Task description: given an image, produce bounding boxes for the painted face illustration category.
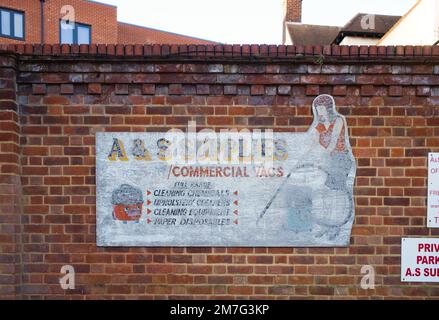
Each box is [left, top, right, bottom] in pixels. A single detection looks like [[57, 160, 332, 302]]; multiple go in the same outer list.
[[313, 94, 336, 123], [317, 104, 329, 122], [111, 184, 144, 223]]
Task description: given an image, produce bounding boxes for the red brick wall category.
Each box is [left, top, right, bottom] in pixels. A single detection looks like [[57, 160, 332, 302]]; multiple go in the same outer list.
[[43, 0, 117, 44], [0, 53, 22, 299], [2, 44, 439, 299], [0, 0, 40, 44], [284, 0, 302, 22], [0, 0, 212, 45], [0, 0, 117, 45], [117, 23, 216, 45]]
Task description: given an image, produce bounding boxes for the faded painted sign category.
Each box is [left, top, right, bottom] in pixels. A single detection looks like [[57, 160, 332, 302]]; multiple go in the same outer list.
[[401, 238, 439, 283], [428, 153, 439, 228], [96, 95, 356, 247]]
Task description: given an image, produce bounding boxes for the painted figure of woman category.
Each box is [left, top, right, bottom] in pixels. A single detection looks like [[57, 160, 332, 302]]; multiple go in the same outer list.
[[257, 94, 356, 244], [311, 94, 356, 241], [312, 94, 353, 192]]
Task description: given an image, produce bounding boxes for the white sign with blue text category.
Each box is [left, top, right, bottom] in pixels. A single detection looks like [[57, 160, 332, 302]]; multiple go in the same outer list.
[[428, 153, 439, 228]]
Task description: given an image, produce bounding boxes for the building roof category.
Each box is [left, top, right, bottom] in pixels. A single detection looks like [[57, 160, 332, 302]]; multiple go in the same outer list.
[[287, 23, 341, 46], [85, 0, 117, 8], [334, 13, 401, 44], [117, 22, 218, 45], [286, 13, 401, 46]]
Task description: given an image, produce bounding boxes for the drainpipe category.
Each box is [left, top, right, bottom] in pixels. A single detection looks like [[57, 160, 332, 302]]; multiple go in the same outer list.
[[40, 0, 45, 44], [435, 0, 439, 46]]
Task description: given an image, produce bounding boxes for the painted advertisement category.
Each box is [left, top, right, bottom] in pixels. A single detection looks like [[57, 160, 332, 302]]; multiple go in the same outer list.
[[96, 95, 357, 247]]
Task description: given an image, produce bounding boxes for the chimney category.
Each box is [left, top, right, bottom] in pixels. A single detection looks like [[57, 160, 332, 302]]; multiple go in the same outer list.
[[283, 0, 303, 23]]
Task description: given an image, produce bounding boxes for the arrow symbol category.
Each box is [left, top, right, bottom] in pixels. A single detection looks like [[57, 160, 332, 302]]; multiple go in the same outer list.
[[147, 209, 152, 215], [233, 200, 238, 206], [234, 210, 239, 215], [147, 200, 151, 205], [147, 191, 151, 195], [234, 191, 238, 196], [234, 219, 238, 225], [147, 218, 152, 224]]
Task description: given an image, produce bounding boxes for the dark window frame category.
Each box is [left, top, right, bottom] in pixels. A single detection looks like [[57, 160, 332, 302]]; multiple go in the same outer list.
[[0, 7, 25, 41], [59, 20, 91, 45]]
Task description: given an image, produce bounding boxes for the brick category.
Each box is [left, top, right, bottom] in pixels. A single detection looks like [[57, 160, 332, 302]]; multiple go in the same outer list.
[[142, 84, 156, 95], [32, 84, 46, 95], [223, 85, 237, 95], [405, 148, 429, 157], [332, 85, 347, 96], [248, 117, 274, 126], [250, 85, 265, 95], [42, 96, 70, 105], [300, 75, 328, 84], [306, 85, 319, 96], [60, 84, 74, 94], [166, 96, 192, 105], [388, 86, 403, 96], [229, 107, 255, 116], [168, 84, 183, 95], [147, 106, 172, 115], [88, 84, 102, 95], [64, 147, 89, 156], [115, 84, 129, 95], [386, 159, 411, 167], [277, 85, 291, 95], [207, 255, 232, 264], [123, 116, 152, 126], [207, 117, 234, 126], [384, 198, 410, 206], [105, 106, 131, 115], [416, 86, 431, 96], [83, 116, 110, 125], [383, 75, 411, 85]]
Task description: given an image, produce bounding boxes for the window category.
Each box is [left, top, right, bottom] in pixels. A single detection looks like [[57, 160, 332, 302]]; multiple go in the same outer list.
[[0, 7, 25, 40], [60, 20, 91, 45]]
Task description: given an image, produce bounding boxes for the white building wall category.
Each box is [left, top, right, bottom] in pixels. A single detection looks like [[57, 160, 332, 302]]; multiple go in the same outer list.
[[340, 36, 379, 46], [379, 0, 439, 46], [284, 28, 293, 45]]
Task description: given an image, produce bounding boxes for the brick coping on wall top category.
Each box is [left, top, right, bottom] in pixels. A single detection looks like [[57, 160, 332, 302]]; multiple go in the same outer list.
[[0, 44, 439, 60]]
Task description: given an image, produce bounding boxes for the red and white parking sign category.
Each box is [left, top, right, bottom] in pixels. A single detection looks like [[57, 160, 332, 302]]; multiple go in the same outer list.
[[401, 238, 439, 283], [428, 153, 439, 228]]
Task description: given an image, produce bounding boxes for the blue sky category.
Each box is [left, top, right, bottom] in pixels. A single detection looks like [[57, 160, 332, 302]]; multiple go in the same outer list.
[[96, 0, 417, 44]]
